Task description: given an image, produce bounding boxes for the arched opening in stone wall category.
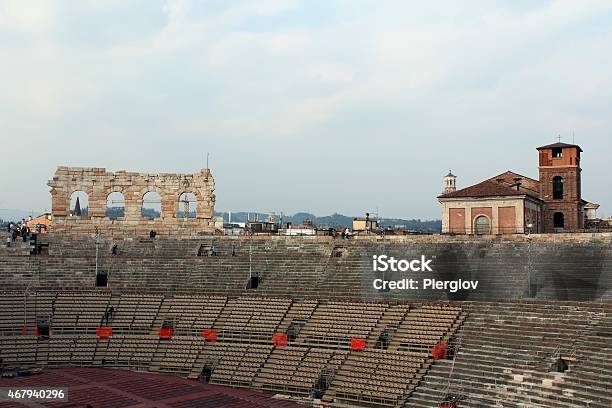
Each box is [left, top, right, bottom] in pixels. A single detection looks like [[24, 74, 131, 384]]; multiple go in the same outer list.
[[247, 274, 260, 289], [556, 357, 569, 373], [70, 191, 89, 217], [200, 359, 217, 383], [141, 191, 161, 218], [553, 176, 564, 200], [178, 192, 197, 218], [474, 215, 491, 235], [37, 318, 50, 338], [106, 192, 125, 218]]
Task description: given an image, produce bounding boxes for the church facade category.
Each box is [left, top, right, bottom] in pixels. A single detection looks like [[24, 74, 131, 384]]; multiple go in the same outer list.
[[438, 143, 596, 235]]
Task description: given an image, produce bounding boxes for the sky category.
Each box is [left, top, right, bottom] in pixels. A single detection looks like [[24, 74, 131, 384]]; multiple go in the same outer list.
[[1, 0, 611, 220]]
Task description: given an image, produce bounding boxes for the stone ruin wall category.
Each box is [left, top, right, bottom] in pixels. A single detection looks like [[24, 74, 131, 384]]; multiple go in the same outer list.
[[47, 166, 216, 236]]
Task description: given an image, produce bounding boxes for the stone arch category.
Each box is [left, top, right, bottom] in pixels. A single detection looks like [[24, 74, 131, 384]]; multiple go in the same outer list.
[[106, 191, 125, 218], [142, 191, 162, 218], [178, 192, 197, 218], [474, 215, 491, 235], [70, 191, 89, 217]]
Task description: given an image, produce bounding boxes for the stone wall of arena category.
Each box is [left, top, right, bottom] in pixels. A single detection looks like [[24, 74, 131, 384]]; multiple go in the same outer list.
[[1, 233, 610, 302], [47, 166, 216, 236]]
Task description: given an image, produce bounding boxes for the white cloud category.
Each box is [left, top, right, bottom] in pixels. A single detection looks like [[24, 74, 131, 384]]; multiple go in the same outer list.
[[1, 0, 612, 218], [0, 0, 54, 35]]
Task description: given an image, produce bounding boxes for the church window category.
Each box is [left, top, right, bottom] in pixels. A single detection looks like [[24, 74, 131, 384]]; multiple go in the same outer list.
[[553, 176, 564, 200]]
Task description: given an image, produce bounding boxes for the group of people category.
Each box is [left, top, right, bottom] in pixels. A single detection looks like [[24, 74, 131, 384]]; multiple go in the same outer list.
[[328, 227, 352, 239], [5, 217, 32, 246], [438, 393, 464, 408]]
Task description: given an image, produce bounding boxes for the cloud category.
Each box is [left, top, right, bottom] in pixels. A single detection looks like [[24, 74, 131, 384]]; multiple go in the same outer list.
[[0, 0, 54, 35], [1, 0, 612, 218]]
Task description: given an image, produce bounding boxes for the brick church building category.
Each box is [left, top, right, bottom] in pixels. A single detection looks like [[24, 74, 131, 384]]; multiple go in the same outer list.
[[438, 142, 598, 234]]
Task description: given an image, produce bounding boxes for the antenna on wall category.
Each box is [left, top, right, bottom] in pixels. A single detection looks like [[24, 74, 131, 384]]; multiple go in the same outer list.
[[572, 131, 575, 144]]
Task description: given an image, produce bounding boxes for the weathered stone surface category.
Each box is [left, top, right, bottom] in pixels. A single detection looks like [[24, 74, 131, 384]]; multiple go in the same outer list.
[[2, 233, 610, 301], [47, 166, 215, 236]]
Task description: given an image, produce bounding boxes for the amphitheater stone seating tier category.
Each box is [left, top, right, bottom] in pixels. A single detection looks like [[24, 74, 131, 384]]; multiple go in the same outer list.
[[202, 343, 274, 386], [390, 305, 464, 353], [0, 231, 31, 257], [52, 292, 111, 333], [405, 301, 612, 408], [154, 336, 202, 375], [366, 304, 411, 348], [253, 345, 348, 396], [325, 349, 429, 407], [294, 301, 387, 348], [1, 293, 612, 407], [1, 232, 611, 407], [0, 293, 36, 335], [212, 296, 291, 341], [1, 234, 610, 301], [276, 299, 319, 336], [108, 295, 162, 333], [0, 336, 38, 369], [154, 295, 227, 334], [0, 292, 468, 407]]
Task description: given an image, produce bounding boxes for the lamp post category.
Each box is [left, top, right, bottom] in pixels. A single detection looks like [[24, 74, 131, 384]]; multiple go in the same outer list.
[[526, 223, 533, 297], [94, 228, 103, 278], [248, 228, 253, 286]]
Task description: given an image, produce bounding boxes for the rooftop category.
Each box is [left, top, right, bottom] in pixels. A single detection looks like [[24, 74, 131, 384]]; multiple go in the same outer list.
[[536, 142, 583, 152], [438, 178, 541, 200]]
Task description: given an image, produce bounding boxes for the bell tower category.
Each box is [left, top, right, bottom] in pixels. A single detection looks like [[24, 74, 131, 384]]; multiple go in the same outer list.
[[537, 142, 582, 232], [443, 171, 457, 194]]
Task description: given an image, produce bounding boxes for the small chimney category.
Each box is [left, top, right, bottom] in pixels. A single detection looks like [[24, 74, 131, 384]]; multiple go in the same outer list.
[[513, 177, 522, 191]]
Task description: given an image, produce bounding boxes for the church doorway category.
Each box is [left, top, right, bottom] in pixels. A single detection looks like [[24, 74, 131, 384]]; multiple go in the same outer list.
[[474, 215, 491, 235], [553, 212, 564, 229]]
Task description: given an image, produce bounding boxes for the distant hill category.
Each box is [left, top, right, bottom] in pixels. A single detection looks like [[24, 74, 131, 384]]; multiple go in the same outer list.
[[0, 208, 441, 233], [216, 211, 441, 233]]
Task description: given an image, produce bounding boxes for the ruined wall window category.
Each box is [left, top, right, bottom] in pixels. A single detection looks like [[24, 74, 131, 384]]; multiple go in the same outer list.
[[70, 191, 89, 217], [554, 212, 564, 229], [474, 215, 490, 235], [142, 191, 161, 218], [553, 176, 564, 200], [178, 192, 197, 218], [106, 192, 125, 218]]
